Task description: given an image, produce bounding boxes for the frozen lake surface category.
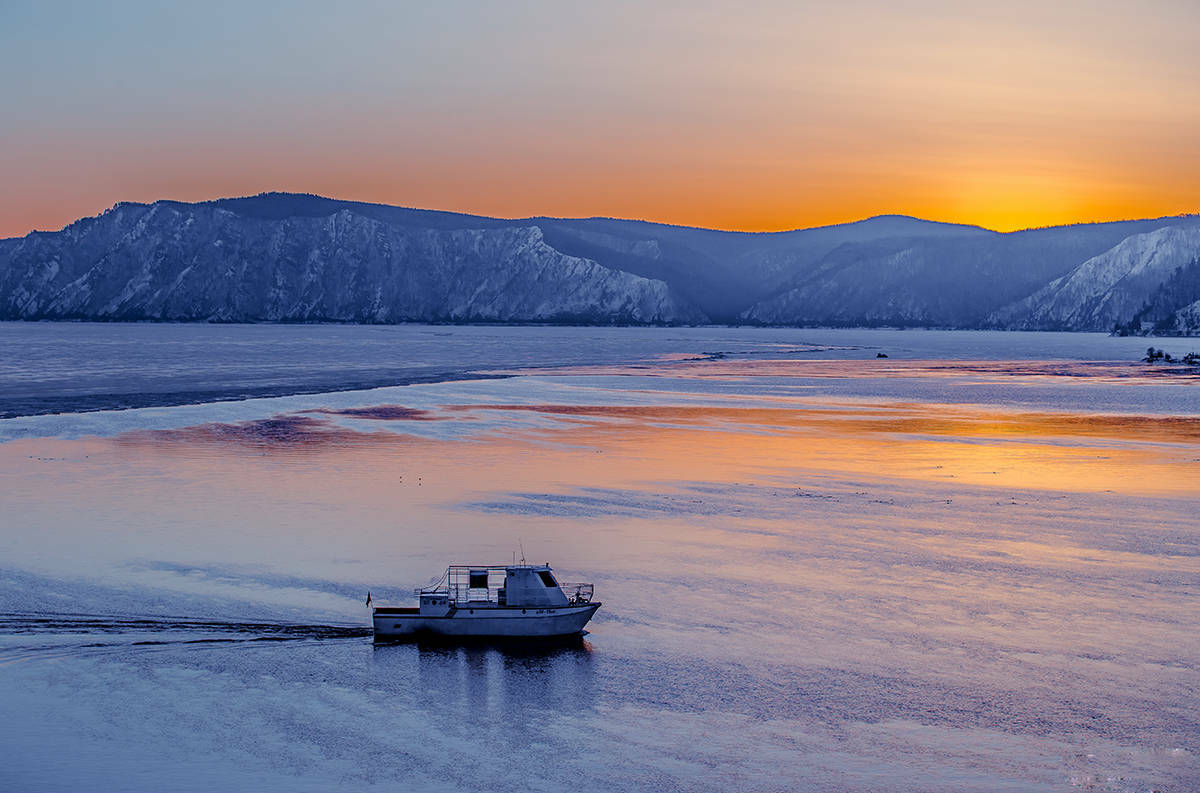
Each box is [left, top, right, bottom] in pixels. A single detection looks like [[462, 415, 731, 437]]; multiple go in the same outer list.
[[3, 321, 1197, 418], [1, 323, 1198, 791]]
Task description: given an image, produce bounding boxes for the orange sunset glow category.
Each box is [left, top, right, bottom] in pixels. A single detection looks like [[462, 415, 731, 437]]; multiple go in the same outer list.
[[3, 2, 1198, 237]]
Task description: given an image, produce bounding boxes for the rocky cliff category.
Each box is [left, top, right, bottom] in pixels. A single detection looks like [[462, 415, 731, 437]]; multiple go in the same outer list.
[[989, 226, 1200, 331], [0, 201, 701, 324], [4, 193, 1200, 333]]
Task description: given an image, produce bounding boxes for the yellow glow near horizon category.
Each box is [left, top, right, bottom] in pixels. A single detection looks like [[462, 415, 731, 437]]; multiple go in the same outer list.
[[2, 2, 1198, 237]]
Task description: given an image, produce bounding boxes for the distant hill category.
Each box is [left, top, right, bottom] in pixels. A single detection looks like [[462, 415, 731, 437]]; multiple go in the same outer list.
[[2, 192, 1198, 333]]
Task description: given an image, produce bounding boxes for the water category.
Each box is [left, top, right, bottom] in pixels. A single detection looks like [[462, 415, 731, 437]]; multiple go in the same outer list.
[[1, 323, 1198, 791], [3, 322, 1196, 418]]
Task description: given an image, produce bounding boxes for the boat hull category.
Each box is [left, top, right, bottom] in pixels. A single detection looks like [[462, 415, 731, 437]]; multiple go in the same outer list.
[[373, 603, 600, 640]]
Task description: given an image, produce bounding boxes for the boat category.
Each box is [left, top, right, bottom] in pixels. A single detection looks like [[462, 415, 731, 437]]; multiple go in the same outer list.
[[371, 563, 600, 641]]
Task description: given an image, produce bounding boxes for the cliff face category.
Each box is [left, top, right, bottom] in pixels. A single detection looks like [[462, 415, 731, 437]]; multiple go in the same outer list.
[[4, 193, 1200, 333], [1170, 300, 1200, 335], [1110, 254, 1200, 336], [0, 202, 702, 324], [989, 226, 1200, 331], [738, 221, 1200, 328]]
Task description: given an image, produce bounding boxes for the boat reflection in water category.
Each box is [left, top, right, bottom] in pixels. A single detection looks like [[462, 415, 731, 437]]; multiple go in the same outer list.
[[370, 632, 598, 732]]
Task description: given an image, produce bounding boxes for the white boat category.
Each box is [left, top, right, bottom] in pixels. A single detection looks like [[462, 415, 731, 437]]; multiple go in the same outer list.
[[371, 563, 600, 641]]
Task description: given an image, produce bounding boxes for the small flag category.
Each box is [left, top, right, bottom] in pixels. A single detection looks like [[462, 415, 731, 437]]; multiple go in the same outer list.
[[365, 591, 372, 606]]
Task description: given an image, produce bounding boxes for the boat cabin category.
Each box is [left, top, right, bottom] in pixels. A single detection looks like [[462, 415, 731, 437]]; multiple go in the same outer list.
[[415, 564, 593, 615]]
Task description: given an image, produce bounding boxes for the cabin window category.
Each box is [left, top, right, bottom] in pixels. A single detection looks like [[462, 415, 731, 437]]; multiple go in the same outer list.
[[469, 571, 488, 589], [537, 571, 557, 588]]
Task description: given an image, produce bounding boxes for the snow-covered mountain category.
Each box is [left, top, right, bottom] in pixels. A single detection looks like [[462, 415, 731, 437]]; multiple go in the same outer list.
[[0, 200, 702, 324], [1171, 300, 1200, 335], [2, 193, 1199, 332], [741, 218, 1200, 328], [989, 225, 1200, 331], [1109, 253, 1200, 336]]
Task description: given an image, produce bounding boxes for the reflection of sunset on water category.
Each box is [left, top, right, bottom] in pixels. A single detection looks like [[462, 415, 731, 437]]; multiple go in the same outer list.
[[3, 347, 1199, 790], [108, 396, 1200, 497], [488, 357, 1200, 384]]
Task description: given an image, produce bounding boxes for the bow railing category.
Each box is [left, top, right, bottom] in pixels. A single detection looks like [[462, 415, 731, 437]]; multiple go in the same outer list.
[[558, 583, 594, 604]]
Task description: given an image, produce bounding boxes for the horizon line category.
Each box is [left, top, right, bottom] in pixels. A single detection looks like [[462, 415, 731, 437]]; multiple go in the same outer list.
[[10, 190, 1200, 240]]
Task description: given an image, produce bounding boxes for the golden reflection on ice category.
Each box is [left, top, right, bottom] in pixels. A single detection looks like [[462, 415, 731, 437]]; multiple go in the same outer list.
[[486, 357, 1200, 384], [107, 397, 1199, 498]]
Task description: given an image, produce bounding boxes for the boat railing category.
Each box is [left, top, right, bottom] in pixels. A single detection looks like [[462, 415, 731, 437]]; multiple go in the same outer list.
[[412, 583, 499, 603], [415, 566, 503, 602], [558, 583, 594, 604], [413, 568, 594, 606]]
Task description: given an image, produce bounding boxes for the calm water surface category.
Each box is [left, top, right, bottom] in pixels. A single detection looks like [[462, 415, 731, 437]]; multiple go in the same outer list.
[[1, 324, 1197, 792]]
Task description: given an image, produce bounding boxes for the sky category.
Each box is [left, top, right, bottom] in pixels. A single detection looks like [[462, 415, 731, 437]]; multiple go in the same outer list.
[[2, 0, 1198, 237]]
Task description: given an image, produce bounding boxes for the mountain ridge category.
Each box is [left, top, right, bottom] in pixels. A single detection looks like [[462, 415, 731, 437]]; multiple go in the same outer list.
[[19, 192, 1199, 242], [3, 193, 1199, 333]]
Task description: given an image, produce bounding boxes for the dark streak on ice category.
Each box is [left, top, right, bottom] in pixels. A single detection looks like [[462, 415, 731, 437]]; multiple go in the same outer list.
[[0, 373, 511, 420], [117, 414, 386, 448], [307, 405, 446, 420]]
